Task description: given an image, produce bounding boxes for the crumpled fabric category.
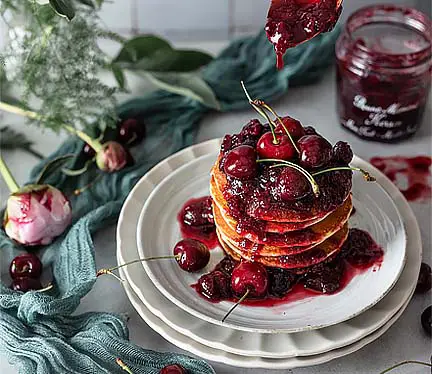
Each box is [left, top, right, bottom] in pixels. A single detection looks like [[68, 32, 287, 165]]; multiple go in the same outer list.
[[0, 27, 340, 374]]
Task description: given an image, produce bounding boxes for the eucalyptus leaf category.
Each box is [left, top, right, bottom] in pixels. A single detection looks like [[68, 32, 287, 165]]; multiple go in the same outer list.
[[145, 72, 220, 110], [0, 126, 44, 159], [49, 0, 75, 21], [114, 35, 213, 73], [111, 64, 126, 90], [76, 0, 95, 8]]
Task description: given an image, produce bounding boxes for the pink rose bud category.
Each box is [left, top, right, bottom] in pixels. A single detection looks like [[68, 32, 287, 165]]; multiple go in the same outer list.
[[4, 185, 72, 246], [95, 141, 128, 172]]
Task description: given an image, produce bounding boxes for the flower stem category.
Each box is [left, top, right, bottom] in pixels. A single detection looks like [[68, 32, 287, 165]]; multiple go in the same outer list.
[[222, 288, 250, 323], [0, 101, 103, 152], [0, 155, 20, 193], [379, 360, 431, 374], [257, 158, 320, 197], [312, 167, 376, 182]]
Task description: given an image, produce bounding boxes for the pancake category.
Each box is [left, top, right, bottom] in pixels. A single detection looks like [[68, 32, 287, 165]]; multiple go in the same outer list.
[[217, 224, 349, 269], [212, 194, 352, 250], [210, 177, 325, 233]]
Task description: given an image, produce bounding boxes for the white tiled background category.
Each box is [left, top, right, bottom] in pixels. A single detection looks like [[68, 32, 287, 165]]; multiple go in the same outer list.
[[101, 0, 431, 41]]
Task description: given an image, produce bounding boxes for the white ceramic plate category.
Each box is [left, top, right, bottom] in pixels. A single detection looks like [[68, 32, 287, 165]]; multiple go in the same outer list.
[[116, 139, 421, 359], [120, 269, 414, 369], [137, 152, 406, 333]]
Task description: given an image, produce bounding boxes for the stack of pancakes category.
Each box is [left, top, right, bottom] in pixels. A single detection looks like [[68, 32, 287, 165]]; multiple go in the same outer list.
[[210, 155, 353, 272]]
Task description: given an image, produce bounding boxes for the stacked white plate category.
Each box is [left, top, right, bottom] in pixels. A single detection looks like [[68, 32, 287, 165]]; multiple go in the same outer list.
[[116, 139, 422, 369]]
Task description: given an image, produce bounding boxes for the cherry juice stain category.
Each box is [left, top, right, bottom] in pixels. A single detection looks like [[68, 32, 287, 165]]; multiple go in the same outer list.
[[192, 228, 384, 307], [371, 156, 431, 203], [266, 0, 342, 69], [177, 196, 219, 249]]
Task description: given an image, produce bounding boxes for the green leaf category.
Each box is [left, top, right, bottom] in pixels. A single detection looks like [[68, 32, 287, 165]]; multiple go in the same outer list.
[[76, 0, 95, 8], [111, 64, 126, 90], [49, 0, 75, 21], [36, 154, 75, 184], [114, 35, 213, 72], [145, 72, 220, 110]]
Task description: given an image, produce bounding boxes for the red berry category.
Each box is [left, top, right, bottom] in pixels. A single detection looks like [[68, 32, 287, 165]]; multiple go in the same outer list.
[[256, 132, 295, 160], [240, 119, 263, 137], [159, 364, 186, 374], [276, 167, 311, 201], [173, 239, 210, 272], [223, 145, 257, 180], [11, 277, 42, 292], [333, 141, 353, 164], [197, 270, 231, 300], [117, 118, 145, 146], [275, 116, 305, 139], [298, 135, 333, 169], [9, 253, 42, 280], [82, 143, 96, 159], [231, 262, 268, 298]]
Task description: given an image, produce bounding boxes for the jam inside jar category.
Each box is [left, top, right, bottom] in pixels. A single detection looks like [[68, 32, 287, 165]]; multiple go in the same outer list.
[[336, 5, 431, 142]]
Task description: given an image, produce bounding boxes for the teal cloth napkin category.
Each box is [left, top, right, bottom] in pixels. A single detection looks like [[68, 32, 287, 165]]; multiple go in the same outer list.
[[0, 28, 340, 374]]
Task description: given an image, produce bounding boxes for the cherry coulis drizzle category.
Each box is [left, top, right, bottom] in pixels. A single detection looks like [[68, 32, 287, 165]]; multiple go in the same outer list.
[[192, 228, 384, 306], [177, 196, 219, 249], [371, 156, 431, 203]]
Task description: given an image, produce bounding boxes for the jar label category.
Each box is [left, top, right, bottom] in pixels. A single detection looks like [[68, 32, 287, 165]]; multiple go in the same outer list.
[[342, 95, 421, 141]]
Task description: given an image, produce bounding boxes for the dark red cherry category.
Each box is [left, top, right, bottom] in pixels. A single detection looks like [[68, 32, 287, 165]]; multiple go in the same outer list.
[[275, 116, 305, 139], [181, 196, 214, 227], [197, 270, 231, 300], [9, 253, 42, 280], [159, 364, 186, 374], [421, 306, 431, 336], [11, 277, 42, 292], [82, 143, 96, 159], [333, 141, 353, 164], [257, 132, 295, 160], [298, 135, 333, 169], [117, 118, 145, 146], [416, 263, 432, 294], [223, 145, 257, 180], [173, 239, 210, 272], [231, 262, 268, 298], [303, 126, 318, 136], [275, 167, 311, 201]]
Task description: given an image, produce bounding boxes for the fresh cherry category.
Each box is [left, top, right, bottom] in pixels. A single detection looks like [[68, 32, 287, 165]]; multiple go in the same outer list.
[[240, 119, 263, 137], [275, 116, 305, 139], [231, 262, 268, 298], [82, 143, 96, 159], [173, 239, 210, 272], [11, 277, 42, 292], [416, 263, 432, 294], [421, 306, 431, 336], [197, 270, 231, 300], [333, 141, 353, 164], [9, 253, 42, 280], [298, 135, 333, 169], [159, 364, 186, 374], [117, 118, 145, 146], [256, 132, 295, 160], [275, 167, 311, 201], [223, 145, 257, 180]]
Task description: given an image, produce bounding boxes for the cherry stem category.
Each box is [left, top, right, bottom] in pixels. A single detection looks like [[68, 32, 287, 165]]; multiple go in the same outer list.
[[35, 283, 54, 293], [379, 360, 431, 374], [257, 158, 320, 197], [240, 81, 280, 144], [312, 167, 376, 182], [116, 358, 134, 374], [0, 101, 103, 152], [0, 155, 20, 193], [253, 101, 301, 154], [97, 255, 181, 281], [222, 288, 250, 323], [73, 174, 102, 196]]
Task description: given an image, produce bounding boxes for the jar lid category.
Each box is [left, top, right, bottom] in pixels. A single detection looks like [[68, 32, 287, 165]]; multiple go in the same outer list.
[[345, 5, 431, 69]]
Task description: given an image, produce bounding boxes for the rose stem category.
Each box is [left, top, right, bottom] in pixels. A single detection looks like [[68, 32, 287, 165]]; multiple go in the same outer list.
[[0, 155, 20, 193]]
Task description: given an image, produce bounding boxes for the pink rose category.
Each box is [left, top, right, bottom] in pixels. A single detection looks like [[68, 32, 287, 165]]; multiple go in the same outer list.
[[4, 184, 72, 246]]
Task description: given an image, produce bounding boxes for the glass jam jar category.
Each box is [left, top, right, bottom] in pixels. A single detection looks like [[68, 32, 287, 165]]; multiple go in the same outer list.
[[336, 5, 431, 142]]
